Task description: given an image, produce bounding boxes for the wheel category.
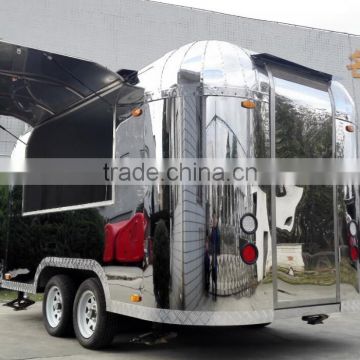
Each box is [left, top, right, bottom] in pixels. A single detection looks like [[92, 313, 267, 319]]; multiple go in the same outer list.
[[73, 277, 116, 349], [43, 274, 76, 337]]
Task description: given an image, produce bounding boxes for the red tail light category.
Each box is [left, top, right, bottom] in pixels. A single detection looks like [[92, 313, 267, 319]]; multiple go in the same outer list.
[[240, 243, 258, 265], [349, 246, 359, 262]]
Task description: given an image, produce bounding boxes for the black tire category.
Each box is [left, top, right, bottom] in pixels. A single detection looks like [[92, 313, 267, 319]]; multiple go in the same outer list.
[[73, 277, 116, 349], [43, 274, 76, 337]]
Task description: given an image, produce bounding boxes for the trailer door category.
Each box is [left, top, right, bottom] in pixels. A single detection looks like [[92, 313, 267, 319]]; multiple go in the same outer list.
[[269, 64, 338, 308]]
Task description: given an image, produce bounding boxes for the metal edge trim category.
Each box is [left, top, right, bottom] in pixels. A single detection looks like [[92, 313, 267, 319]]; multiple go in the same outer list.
[[110, 300, 274, 326]]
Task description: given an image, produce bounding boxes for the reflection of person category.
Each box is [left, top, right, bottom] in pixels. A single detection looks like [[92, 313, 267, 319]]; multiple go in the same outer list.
[[204, 239, 210, 293], [209, 213, 220, 301]]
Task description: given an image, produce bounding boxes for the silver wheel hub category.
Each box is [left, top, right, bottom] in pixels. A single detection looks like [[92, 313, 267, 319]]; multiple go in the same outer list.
[[46, 286, 63, 328], [77, 290, 98, 338]]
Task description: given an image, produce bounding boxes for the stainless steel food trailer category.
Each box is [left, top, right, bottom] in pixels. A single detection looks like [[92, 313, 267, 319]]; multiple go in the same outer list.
[[0, 40, 359, 349]]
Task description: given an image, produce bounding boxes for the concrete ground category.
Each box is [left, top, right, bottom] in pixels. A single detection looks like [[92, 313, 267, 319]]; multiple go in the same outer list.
[[0, 302, 359, 360]]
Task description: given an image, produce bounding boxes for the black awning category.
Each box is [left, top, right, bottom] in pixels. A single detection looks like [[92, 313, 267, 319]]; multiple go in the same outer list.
[[0, 42, 144, 215], [251, 53, 332, 83], [0, 41, 139, 127]]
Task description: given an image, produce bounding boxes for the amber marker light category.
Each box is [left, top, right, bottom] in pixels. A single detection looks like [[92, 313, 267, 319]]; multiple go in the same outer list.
[[130, 294, 142, 302], [131, 107, 143, 117], [4, 273, 12, 280], [241, 100, 256, 109]]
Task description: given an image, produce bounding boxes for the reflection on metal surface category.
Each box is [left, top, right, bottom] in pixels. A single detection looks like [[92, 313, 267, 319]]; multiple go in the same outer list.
[[134, 42, 274, 313], [331, 81, 356, 123], [77, 41, 359, 314], [336, 112, 360, 304], [272, 67, 337, 306], [203, 94, 272, 309]]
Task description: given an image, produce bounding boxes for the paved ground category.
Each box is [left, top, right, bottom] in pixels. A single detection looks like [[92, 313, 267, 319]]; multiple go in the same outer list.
[[0, 302, 359, 360]]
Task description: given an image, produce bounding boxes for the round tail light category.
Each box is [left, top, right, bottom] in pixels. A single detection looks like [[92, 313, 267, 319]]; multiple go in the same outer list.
[[349, 246, 359, 262], [240, 242, 258, 265], [240, 213, 258, 235], [348, 220, 358, 237]]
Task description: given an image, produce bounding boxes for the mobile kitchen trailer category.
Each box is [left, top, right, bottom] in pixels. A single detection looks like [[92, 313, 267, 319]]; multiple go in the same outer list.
[[0, 40, 359, 349]]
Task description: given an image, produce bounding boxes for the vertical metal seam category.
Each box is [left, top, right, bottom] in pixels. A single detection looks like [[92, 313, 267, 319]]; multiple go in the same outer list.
[[347, 34, 360, 158], [328, 85, 341, 302], [265, 64, 278, 309]]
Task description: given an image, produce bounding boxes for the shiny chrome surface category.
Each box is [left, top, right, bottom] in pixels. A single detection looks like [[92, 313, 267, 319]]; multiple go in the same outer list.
[[104, 41, 275, 313], [102, 41, 359, 315], [270, 66, 337, 307], [100, 86, 274, 313], [331, 81, 357, 123], [139, 41, 258, 101], [335, 112, 360, 304], [204, 95, 272, 309]]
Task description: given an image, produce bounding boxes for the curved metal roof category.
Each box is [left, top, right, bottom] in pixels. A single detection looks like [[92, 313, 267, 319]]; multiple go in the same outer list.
[[138, 40, 257, 97]]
